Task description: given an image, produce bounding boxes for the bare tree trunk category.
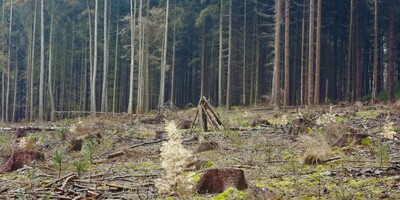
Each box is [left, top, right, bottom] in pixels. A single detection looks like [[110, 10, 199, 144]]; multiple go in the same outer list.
[[273, 0, 282, 109], [87, 0, 93, 112], [39, 0, 44, 121], [27, 0, 37, 121], [283, 0, 290, 106], [372, 0, 378, 102], [314, 0, 321, 105], [159, 0, 169, 107], [307, 0, 314, 105], [137, 0, 144, 113], [242, 0, 247, 106], [170, 0, 176, 104], [90, 0, 98, 113], [200, 23, 205, 97], [48, 2, 56, 121], [387, 1, 395, 103], [1, 0, 5, 121], [12, 41, 18, 123], [127, 0, 136, 114], [226, 0, 232, 110], [300, 0, 307, 105], [6, 0, 14, 122], [101, 0, 109, 112], [113, 14, 120, 113], [218, 0, 223, 107], [346, 0, 354, 101]]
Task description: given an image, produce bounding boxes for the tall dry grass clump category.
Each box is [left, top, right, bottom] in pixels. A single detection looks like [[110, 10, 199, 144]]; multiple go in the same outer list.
[[155, 121, 193, 195]]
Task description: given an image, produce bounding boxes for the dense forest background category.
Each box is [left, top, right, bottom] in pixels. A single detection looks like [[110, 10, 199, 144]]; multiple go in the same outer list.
[[0, 0, 399, 122]]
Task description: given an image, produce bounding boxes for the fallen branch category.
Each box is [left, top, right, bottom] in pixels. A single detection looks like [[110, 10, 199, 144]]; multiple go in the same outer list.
[[45, 173, 74, 188], [129, 139, 167, 149], [0, 126, 67, 132]]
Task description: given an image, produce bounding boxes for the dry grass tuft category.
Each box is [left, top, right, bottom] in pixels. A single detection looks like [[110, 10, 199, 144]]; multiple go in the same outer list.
[[301, 136, 333, 165]]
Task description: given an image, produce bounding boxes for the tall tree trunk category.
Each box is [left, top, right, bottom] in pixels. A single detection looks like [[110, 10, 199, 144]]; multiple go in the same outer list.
[[372, 0, 378, 102], [307, 0, 314, 105], [218, 0, 223, 107], [387, 1, 395, 103], [137, 0, 144, 113], [242, 0, 247, 106], [273, 0, 282, 109], [113, 13, 120, 113], [6, 0, 14, 122], [12, 40, 18, 123], [346, 0, 354, 101], [27, 0, 37, 121], [283, 0, 290, 106], [200, 23, 205, 97], [226, 0, 232, 110], [48, 2, 56, 121], [314, 0, 321, 105], [300, 0, 307, 105], [39, 0, 44, 121], [159, 0, 169, 107], [1, 2, 5, 121], [87, 0, 93, 112], [90, 0, 98, 113], [355, 1, 362, 101], [127, 0, 136, 114], [101, 0, 109, 112], [170, 0, 176, 104]]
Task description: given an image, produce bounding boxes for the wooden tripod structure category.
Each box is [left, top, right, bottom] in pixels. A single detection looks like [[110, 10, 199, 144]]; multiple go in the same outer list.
[[193, 97, 224, 132]]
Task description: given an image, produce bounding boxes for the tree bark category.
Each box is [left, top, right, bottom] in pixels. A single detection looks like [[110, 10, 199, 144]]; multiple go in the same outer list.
[[159, 0, 169, 107], [127, 0, 136, 114], [39, 0, 44, 120], [90, 0, 98, 113], [307, 0, 314, 105], [371, 0, 379, 102], [242, 0, 247, 106], [48, 2, 56, 121], [314, 0, 321, 105], [273, 0, 282, 109], [283, 0, 290, 106], [29, 0, 37, 121], [226, 0, 232, 110], [387, 1, 395, 103], [101, 0, 109, 112], [218, 0, 224, 107], [346, 0, 354, 101]]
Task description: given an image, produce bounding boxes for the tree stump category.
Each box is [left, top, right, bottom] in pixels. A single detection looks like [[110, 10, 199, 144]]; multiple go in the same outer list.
[[196, 168, 248, 194], [195, 142, 219, 153], [1, 151, 44, 172]]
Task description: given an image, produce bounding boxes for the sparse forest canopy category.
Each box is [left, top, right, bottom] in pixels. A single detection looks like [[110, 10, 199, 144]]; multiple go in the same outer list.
[[0, 0, 399, 121]]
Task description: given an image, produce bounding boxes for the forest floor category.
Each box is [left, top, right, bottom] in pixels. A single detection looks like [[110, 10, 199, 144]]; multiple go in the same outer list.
[[0, 102, 400, 199]]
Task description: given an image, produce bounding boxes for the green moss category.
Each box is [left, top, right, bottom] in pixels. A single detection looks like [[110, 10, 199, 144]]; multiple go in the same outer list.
[[131, 161, 158, 171], [189, 172, 202, 183], [209, 187, 247, 200], [204, 161, 215, 168], [361, 137, 372, 146], [355, 110, 382, 118]]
